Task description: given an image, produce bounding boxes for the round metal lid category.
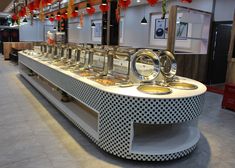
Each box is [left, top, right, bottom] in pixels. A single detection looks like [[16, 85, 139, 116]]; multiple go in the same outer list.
[[137, 85, 172, 95], [131, 49, 160, 82], [159, 50, 177, 80]]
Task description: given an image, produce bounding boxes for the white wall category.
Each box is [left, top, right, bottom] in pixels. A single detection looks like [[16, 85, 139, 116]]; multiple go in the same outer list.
[[120, 0, 213, 49], [214, 0, 235, 21], [19, 20, 44, 42], [68, 8, 102, 44]]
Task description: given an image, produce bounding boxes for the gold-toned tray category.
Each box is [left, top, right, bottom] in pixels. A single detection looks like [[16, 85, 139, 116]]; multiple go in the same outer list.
[[169, 82, 198, 90], [77, 70, 97, 77], [137, 85, 172, 95]]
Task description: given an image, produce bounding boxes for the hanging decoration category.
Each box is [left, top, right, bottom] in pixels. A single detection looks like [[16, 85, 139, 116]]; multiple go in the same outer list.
[[161, 0, 166, 19], [67, 0, 74, 18], [71, 10, 78, 18], [49, 14, 55, 22], [147, 0, 158, 6], [28, 2, 35, 12], [47, 0, 53, 5], [86, 3, 96, 16], [99, 0, 109, 13], [115, 5, 120, 22], [19, 7, 27, 17], [181, 0, 192, 3], [118, 0, 131, 9], [39, 0, 45, 22], [12, 13, 18, 21], [34, 0, 40, 10], [62, 12, 68, 20], [80, 12, 84, 27]]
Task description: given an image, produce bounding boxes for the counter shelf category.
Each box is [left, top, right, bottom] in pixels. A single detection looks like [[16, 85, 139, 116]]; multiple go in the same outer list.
[[18, 51, 206, 161]]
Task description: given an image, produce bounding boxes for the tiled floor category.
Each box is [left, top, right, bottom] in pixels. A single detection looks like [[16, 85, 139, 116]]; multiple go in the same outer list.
[[0, 56, 235, 168]]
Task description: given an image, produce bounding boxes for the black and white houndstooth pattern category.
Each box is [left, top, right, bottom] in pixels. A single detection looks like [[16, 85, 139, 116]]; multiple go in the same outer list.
[[19, 54, 205, 161]]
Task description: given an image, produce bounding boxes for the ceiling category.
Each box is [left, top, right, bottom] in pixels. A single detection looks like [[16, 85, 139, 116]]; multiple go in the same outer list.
[[0, 0, 13, 12]]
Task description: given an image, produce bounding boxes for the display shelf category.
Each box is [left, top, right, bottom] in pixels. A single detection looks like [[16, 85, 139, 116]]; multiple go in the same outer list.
[[130, 121, 199, 155], [19, 64, 99, 140]]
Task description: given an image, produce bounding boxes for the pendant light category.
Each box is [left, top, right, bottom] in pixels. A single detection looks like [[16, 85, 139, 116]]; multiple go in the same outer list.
[[141, 5, 147, 25], [91, 22, 96, 28], [23, 17, 27, 23], [86, 3, 91, 9], [141, 17, 147, 25], [102, 0, 108, 5]]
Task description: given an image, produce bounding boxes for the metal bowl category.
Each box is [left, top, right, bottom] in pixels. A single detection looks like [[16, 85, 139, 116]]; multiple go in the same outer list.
[[169, 82, 198, 90], [137, 85, 172, 95], [131, 49, 160, 82], [159, 50, 177, 80]]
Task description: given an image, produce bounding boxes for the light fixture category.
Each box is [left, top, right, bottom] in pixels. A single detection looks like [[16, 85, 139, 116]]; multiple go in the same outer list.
[[65, 10, 68, 14], [51, 14, 54, 18], [102, 0, 107, 5], [141, 16, 147, 25], [57, 12, 61, 16], [23, 17, 27, 23], [75, 7, 78, 12], [45, 15, 49, 19], [91, 22, 96, 28], [53, 26, 57, 30], [33, 14, 37, 19], [137, 0, 141, 2], [86, 3, 91, 9]]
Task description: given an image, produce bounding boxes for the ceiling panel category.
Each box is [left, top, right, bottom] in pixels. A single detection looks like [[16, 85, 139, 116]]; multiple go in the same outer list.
[[0, 0, 13, 12]]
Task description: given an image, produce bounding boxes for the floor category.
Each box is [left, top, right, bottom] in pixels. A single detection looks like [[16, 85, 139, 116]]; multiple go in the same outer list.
[[0, 56, 235, 168]]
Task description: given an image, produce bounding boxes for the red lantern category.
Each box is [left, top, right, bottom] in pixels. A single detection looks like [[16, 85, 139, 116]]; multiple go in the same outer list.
[[86, 6, 96, 16], [12, 13, 18, 21], [47, 0, 53, 5], [119, 0, 131, 9], [49, 17, 54, 22], [34, 0, 40, 9], [181, 0, 192, 3], [55, 15, 61, 21], [19, 7, 26, 17], [62, 13, 68, 20], [147, 0, 158, 6], [99, 4, 109, 13], [71, 11, 78, 17], [28, 2, 35, 12]]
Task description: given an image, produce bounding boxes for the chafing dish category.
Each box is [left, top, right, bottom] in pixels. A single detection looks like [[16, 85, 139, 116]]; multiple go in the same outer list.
[[137, 85, 172, 95], [169, 82, 198, 90]]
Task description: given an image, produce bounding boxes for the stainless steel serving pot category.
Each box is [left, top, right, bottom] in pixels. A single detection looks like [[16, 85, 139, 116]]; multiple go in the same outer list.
[[131, 49, 160, 82]]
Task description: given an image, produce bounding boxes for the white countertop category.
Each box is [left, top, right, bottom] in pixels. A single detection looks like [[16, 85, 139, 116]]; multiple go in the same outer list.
[[19, 51, 207, 99]]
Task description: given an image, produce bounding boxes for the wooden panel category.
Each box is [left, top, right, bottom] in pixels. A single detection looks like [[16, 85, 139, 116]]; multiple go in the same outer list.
[[226, 11, 235, 83], [175, 54, 208, 83], [167, 6, 177, 52], [3, 42, 33, 60]]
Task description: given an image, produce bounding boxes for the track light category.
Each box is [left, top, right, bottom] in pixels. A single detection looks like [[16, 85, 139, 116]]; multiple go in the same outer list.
[[141, 16, 147, 25], [91, 22, 95, 28], [65, 10, 68, 14], [57, 12, 61, 16], [53, 26, 57, 30], [33, 14, 37, 19], [75, 7, 78, 12], [46, 15, 49, 19]]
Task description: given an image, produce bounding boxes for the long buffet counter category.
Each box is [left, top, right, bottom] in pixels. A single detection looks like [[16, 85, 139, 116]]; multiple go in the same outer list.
[[18, 51, 207, 161]]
